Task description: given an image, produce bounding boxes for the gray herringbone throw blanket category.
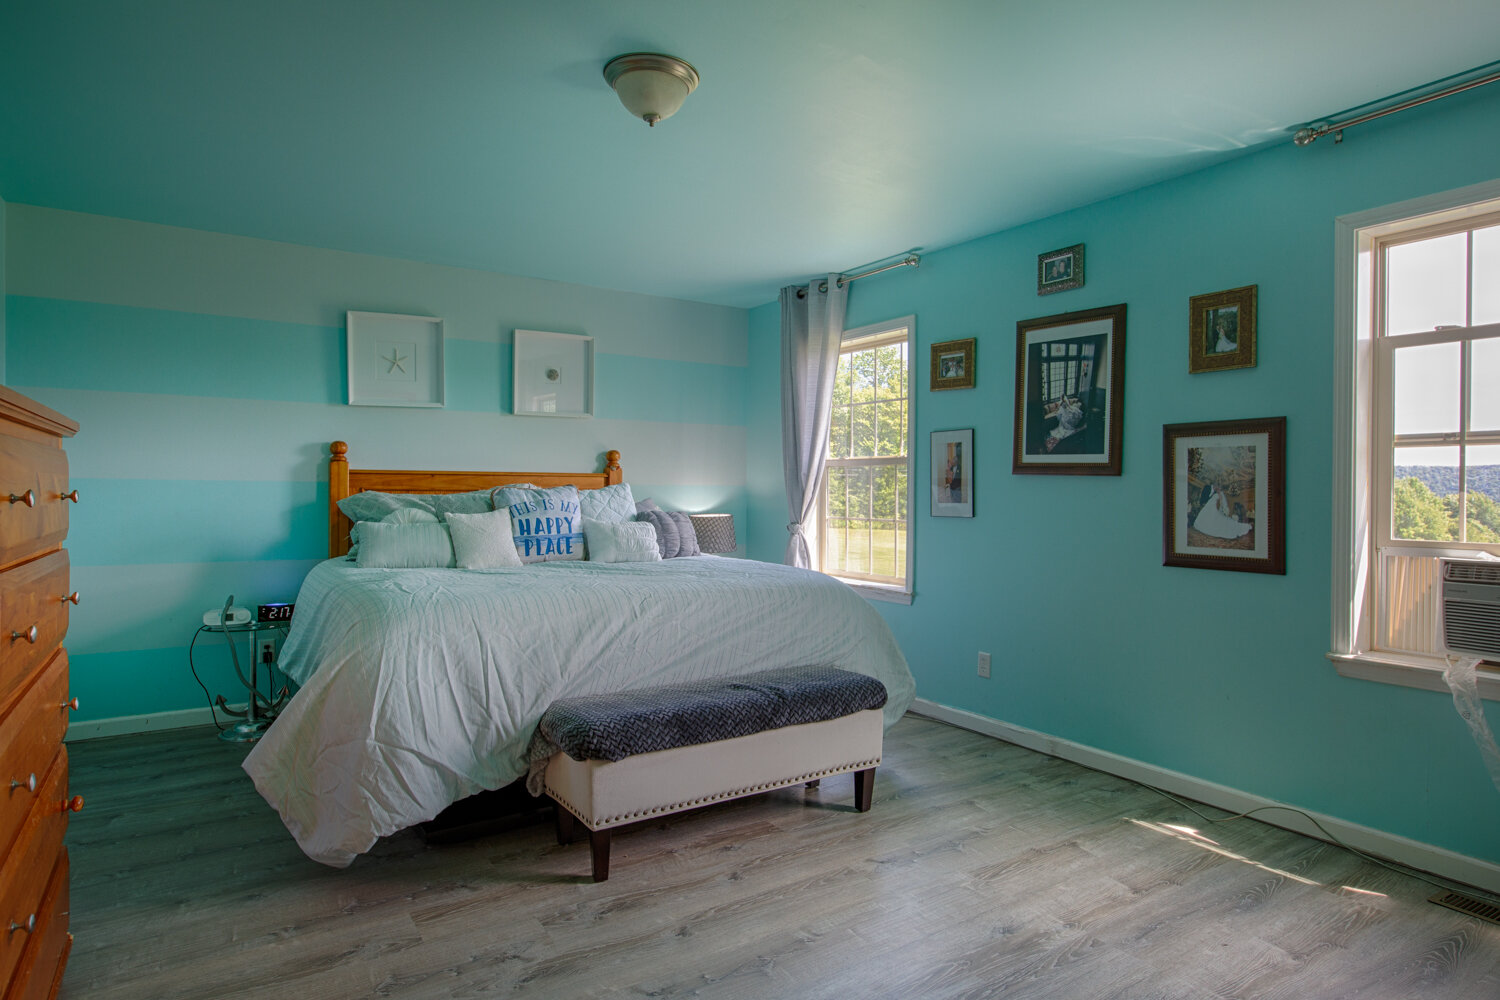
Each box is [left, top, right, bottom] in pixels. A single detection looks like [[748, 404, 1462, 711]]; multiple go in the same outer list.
[[525, 665, 887, 794]]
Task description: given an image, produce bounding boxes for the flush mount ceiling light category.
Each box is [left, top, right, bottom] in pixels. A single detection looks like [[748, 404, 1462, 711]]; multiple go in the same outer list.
[[603, 52, 699, 127]]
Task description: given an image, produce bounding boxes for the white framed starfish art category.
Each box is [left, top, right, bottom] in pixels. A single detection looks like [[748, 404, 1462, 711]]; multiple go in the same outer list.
[[346, 311, 445, 407]]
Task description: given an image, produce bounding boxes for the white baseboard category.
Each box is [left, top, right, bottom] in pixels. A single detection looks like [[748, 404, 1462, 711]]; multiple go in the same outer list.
[[65, 704, 238, 742], [910, 697, 1500, 897]]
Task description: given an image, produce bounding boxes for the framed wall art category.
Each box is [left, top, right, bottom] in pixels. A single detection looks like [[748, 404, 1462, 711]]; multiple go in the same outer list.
[[1189, 284, 1257, 373], [1012, 303, 1126, 475], [513, 330, 594, 417], [346, 311, 445, 407], [931, 428, 974, 517], [1036, 243, 1085, 295], [930, 338, 976, 391], [1162, 415, 1285, 574]]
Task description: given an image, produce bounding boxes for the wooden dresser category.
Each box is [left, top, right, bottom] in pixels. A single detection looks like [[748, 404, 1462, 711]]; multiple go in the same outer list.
[[0, 386, 81, 1000]]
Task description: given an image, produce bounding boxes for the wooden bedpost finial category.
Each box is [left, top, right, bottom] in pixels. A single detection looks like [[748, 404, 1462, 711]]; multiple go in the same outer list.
[[331, 441, 348, 465], [606, 450, 621, 472]]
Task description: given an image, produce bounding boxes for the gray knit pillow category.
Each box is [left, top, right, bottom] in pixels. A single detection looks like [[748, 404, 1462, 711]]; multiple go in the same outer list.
[[637, 509, 680, 558], [637, 509, 700, 558]]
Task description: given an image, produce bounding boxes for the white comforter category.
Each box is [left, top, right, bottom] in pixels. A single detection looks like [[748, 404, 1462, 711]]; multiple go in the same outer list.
[[243, 556, 915, 867]]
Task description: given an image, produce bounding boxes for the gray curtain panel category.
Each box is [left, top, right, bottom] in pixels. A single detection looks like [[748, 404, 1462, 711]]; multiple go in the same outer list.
[[780, 275, 848, 568]]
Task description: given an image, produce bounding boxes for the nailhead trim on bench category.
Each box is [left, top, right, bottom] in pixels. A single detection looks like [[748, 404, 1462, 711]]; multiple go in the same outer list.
[[548, 754, 882, 828]]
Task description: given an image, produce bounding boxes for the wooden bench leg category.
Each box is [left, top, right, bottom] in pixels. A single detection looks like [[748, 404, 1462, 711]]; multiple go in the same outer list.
[[854, 767, 875, 813], [590, 828, 611, 882], [554, 802, 575, 845]]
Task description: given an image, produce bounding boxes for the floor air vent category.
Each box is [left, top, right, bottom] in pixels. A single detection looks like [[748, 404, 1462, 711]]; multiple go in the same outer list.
[[1429, 890, 1500, 925]]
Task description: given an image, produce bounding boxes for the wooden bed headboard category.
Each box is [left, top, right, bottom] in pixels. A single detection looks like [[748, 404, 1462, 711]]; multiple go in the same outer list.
[[327, 440, 623, 557]]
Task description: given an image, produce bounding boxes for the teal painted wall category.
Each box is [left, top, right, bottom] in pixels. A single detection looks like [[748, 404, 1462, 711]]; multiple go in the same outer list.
[[747, 86, 1500, 866], [4, 207, 748, 725]]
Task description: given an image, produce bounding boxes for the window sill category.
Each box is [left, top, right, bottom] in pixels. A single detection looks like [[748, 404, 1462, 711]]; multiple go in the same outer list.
[[1327, 650, 1500, 701], [837, 579, 913, 605]]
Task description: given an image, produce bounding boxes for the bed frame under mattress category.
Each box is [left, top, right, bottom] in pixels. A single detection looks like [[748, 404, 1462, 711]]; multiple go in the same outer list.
[[326, 440, 623, 557]]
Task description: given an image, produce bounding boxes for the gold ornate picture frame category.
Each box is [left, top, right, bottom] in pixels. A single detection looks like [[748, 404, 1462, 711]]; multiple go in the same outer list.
[[1189, 284, 1257, 373], [930, 338, 976, 391]]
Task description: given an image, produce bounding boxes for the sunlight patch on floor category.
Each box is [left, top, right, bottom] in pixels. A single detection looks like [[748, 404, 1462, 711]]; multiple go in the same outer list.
[[1128, 818, 1321, 885]]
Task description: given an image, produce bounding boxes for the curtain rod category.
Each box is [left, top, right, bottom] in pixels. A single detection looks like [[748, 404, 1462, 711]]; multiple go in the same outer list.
[[1293, 67, 1500, 147], [796, 254, 920, 298]]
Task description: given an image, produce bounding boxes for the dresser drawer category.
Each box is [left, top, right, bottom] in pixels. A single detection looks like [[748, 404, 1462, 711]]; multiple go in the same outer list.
[[0, 437, 69, 570], [0, 651, 69, 862], [0, 553, 70, 714], [0, 757, 68, 991], [1, 852, 69, 1000]]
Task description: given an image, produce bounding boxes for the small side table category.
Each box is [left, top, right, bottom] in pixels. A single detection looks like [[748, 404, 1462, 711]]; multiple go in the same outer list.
[[200, 619, 290, 742]]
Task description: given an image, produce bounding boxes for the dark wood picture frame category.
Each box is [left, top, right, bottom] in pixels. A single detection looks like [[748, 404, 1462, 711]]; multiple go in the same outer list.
[[1013, 303, 1126, 476], [1188, 284, 1257, 373], [1162, 416, 1285, 574], [930, 338, 976, 391], [1036, 243, 1085, 295]]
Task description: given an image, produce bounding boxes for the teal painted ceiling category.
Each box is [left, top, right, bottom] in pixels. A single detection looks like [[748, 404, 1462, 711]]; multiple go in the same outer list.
[[3, 1, 1498, 308]]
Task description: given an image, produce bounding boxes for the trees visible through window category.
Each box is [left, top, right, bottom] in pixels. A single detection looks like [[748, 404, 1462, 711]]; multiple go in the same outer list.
[[1372, 213, 1500, 654], [823, 320, 912, 590]]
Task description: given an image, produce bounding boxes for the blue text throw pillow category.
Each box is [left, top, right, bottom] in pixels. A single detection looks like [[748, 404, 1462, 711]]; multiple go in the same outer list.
[[493, 484, 584, 563]]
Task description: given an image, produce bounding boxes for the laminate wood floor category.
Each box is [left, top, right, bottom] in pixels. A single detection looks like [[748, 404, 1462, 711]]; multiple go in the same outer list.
[[60, 715, 1499, 999]]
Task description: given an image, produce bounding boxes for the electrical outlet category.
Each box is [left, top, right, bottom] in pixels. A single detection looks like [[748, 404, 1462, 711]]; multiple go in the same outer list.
[[258, 638, 278, 663], [977, 651, 991, 678]]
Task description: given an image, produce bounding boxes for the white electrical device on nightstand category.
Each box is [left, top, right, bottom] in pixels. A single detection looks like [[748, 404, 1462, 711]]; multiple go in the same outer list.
[[203, 604, 252, 627]]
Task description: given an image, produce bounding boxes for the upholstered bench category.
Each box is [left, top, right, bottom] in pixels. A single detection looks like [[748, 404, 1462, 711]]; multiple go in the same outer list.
[[526, 666, 887, 881]]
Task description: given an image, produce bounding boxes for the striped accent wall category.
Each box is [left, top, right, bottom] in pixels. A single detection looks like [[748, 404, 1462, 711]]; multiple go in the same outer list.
[[4, 205, 749, 727]]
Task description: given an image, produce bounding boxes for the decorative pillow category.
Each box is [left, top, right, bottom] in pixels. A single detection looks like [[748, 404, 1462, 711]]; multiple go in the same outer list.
[[667, 510, 701, 557], [340, 488, 497, 556], [583, 519, 662, 564], [635, 497, 661, 514], [579, 482, 636, 524], [637, 509, 701, 558], [492, 484, 584, 563], [444, 509, 524, 569], [354, 520, 456, 569]]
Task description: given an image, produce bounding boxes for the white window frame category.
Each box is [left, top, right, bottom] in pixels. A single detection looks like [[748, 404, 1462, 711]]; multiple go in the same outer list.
[[1330, 179, 1500, 700], [819, 316, 915, 604]]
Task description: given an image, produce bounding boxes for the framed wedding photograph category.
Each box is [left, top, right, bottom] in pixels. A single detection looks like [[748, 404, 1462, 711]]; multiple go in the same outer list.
[[513, 329, 594, 417], [1036, 243, 1085, 295], [346, 311, 445, 407], [1162, 416, 1285, 574], [931, 428, 974, 517], [1012, 303, 1126, 476], [930, 338, 976, 391], [1189, 284, 1257, 373]]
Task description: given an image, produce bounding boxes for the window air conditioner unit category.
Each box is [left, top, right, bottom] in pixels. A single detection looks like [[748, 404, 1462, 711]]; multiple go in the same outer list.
[[1440, 557, 1500, 660]]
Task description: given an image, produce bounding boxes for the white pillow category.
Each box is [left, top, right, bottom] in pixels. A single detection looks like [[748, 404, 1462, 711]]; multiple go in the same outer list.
[[579, 483, 636, 523], [584, 519, 663, 564], [492, 484, 584, 563], [355, 519, 456, 568], [444, 509, 524, 569]]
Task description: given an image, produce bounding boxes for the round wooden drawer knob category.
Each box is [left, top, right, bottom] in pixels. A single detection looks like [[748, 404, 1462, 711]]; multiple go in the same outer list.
[[8, 490, 35, 507], [11, 625, 38, 644], [61, 592, 81, 606], [65, 796, 84, 814], [59, 489, 79, 503], [8, 915, 36, 934], [62, 697, 80, 712], [9, 774, 36, 793]]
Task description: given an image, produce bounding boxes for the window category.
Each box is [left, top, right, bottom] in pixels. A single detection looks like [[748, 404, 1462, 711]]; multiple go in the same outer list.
[[821, 317, 914, 601], [1332, 183, 1500, 698]]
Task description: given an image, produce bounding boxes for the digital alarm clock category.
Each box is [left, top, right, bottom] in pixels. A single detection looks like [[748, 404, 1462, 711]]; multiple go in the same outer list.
[[257, 603, 295, 623]]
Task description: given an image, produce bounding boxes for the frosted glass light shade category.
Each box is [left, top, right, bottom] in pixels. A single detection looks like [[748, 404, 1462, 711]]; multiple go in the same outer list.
[[604, 53, 699, 127]]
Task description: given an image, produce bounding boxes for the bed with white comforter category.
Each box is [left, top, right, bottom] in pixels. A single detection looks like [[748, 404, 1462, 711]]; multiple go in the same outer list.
[[243, 555, 914, 867]]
